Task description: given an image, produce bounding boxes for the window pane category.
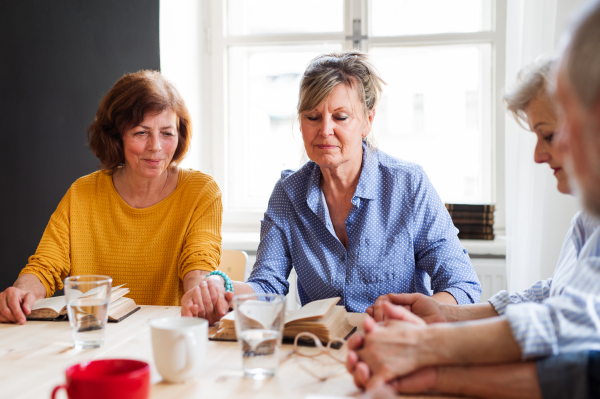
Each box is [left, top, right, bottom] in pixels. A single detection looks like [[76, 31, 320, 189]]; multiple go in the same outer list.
[[370, 0, 492, 36], [370, 44, 492, 203], [228, 44, 343, 211], [227, 0, 344, 36]]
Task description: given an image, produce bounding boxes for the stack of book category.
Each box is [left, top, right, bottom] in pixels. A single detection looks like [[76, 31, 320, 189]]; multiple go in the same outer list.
[[445, 203, 495, 240]]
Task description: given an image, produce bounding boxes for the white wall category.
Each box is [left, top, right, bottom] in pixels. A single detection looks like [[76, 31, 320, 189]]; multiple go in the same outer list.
[[159, 0, 214, 175]]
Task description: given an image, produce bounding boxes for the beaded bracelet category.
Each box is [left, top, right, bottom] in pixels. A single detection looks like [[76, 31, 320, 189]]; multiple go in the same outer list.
[[208, 270, 234, 293]]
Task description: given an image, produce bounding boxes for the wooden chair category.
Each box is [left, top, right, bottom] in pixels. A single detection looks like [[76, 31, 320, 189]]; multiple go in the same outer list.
[[218, 249, 248, 282]]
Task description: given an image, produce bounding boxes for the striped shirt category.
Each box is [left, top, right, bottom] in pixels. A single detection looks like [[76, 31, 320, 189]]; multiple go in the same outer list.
[[246, 144, 481, 312], [490, 211, 600, 358]]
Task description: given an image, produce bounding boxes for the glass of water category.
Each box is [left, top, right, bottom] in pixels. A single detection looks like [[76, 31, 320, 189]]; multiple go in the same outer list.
[[233, 293, 286, 380], [64, 275, 112, 349]]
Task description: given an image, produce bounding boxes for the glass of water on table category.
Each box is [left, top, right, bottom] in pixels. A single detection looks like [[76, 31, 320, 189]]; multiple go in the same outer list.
[[64, 275, 112, 349], [233, 293, 286, 380]]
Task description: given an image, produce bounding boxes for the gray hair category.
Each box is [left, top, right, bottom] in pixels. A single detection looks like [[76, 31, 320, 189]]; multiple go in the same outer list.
[[297, 51, 386, 147], [504, 56, 557, 127], [563, 0, 600, 109]]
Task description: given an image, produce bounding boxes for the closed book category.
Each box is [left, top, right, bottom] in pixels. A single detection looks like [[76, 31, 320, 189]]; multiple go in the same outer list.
[[456, 225, 494, 234], [445, 204, 495, 212], [451, 218, 494, 226], [449, 211, 494, 220], [458, 232, 495, 240]]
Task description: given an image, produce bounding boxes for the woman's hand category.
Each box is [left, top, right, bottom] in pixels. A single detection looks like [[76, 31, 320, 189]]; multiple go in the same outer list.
[[366, 293, 449, 324], [0, 274, 46, 324], [0, 287, 38, 324], [181, 275, 234, 324]]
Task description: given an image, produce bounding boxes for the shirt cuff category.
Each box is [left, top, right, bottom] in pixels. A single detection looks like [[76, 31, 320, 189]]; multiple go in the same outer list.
[[246, 281, 267, 295], [442, 287, 475, 305], [505, 303, 559, 359], [488, 290, 512, 315], [536, 351, 589, 399]]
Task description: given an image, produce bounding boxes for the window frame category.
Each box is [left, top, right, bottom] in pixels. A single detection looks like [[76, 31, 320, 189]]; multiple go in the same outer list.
[[208, 0, 507, 234]]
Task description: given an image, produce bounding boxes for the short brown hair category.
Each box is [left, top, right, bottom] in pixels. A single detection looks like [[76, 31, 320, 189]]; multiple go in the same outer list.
[[87, 70, 191, 174]]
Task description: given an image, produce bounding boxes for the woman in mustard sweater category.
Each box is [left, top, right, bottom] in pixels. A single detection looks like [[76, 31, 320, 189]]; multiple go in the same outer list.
[[0, 71, 231, 324]]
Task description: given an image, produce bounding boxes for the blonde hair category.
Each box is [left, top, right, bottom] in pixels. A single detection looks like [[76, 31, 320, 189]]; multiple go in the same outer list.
[[297, 51, 386, 147], [504, 57, 556, 128]]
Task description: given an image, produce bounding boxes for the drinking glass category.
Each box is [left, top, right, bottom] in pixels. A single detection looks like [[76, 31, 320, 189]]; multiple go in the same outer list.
[[233, 293, 285, 380], [64, 275, 112, 349]]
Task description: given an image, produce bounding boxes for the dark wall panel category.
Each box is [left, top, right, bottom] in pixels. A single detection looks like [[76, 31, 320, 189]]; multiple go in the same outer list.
[[0, 1, 160, 291]]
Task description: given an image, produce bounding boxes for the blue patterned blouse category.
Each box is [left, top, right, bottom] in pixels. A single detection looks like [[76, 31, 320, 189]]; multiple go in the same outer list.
[[246, 145, 481, 312]]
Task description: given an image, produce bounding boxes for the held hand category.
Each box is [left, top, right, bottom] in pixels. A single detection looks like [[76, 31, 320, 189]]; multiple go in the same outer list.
[[181, 276, 234, 324], [367, 293, 448, 324], [389, 367, 439, 394], [0, 287, 37, 324], [348, 303, 426, 390], [358, 319, 427, 389]]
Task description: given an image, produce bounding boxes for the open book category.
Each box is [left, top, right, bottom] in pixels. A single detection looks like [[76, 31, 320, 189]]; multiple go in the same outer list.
[[27, 284, 140, 322], [211, 297, 355, 343]]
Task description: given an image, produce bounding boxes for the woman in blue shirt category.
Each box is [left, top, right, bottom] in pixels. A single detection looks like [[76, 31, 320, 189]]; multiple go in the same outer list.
[[182, 51, 481, 318], [242, 51, 481, 312]]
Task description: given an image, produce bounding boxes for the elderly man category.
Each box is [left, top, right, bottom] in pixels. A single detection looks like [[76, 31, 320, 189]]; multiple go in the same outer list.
[[347, 1, 600, 398]]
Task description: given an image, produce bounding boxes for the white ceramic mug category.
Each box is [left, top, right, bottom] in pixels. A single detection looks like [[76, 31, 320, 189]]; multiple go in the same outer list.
[[150, 317, 207, 383]]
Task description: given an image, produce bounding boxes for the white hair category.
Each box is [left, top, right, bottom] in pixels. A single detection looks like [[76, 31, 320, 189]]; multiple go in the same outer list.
[[504, 56, 557, 127]]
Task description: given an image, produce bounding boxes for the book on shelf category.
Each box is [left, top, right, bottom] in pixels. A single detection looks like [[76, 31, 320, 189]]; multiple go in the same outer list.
[[458, 232, 495, 240], [210, 297, 354, 344], [27, 284, 140, 322], [445, 204, 495, 213], [456, 225, 494, 234], [452, 218, 494, 226], [448, 211, 494, 220]]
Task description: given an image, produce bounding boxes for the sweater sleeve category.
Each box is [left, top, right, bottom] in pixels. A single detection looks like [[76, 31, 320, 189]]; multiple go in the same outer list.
[[178, 179, 223, 278], [19, 189, 72, 298]]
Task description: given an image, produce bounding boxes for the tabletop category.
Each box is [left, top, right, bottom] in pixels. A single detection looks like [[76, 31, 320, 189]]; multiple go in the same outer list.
[[0, 306, 458, 399]]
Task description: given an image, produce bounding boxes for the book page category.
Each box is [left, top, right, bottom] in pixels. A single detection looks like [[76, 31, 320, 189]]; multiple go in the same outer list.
[[236, 300, 285, 329], [284, 297, 340, 324], [31, 295, 69, 313]]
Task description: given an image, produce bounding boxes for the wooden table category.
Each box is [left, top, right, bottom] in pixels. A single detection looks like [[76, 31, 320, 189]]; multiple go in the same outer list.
[[0, 306, 454, 399]]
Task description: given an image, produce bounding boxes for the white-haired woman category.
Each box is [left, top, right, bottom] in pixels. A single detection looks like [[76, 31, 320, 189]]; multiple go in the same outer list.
[[346, 56, 600, 398], [181, 51, 482, 317]]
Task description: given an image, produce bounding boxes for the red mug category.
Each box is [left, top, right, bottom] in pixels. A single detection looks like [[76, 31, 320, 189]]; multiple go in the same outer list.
[[51, 359, 150, 399]]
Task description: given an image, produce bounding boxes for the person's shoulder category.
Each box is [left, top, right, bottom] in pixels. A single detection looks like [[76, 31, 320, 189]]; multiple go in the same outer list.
[[279, 161, 314, 183], [179, 169, 221, 198], [69, 170, 110, 193], [375, 148, 426, 181], [278, 162, 316, 196]]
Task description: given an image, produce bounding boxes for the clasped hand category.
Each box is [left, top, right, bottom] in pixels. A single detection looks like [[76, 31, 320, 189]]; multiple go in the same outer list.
[[181, 274, 233, 324], [348, 294, 448, 393]]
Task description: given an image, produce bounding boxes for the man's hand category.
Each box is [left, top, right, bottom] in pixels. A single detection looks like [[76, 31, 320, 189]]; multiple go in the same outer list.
[[0, 287, 37, 324], [181, 275, 234, 324], [389, 367, 438, 394], [366, 293, 449, 323]]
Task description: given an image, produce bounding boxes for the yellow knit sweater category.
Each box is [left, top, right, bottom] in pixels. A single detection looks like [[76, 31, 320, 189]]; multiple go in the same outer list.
[[19, 169, 222, 306]]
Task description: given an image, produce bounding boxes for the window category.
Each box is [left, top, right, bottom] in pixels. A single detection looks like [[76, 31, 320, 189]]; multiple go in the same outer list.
[[209, 0, 506, 231]]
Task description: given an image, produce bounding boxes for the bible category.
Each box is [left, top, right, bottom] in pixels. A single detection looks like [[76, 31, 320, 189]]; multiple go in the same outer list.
[[211, 297, 355, 344], [26, 284, 140, 322]]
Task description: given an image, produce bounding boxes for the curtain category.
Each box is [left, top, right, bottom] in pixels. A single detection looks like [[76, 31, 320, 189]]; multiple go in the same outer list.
[[504, 0, 584, 292]]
